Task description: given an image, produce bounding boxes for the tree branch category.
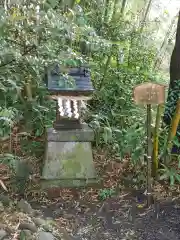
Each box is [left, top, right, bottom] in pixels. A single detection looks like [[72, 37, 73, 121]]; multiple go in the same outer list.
[[0, 45, 36, 68], [4, 38, 27, 47]]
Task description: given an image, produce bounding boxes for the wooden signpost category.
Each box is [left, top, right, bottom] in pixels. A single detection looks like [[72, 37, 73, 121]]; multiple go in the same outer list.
[[133, 83, 166, 207]]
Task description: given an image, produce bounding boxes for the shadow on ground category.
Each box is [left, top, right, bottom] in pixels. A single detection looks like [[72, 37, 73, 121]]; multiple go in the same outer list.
[[30, 193, 180, 240]]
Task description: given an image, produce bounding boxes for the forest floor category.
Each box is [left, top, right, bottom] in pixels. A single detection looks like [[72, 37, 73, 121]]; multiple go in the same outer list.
[[31, 194, 180, 240], [0, 148, 180, 239]]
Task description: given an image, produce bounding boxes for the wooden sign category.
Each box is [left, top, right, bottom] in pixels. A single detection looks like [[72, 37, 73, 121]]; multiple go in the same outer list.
[[133, 83, 166, 105]]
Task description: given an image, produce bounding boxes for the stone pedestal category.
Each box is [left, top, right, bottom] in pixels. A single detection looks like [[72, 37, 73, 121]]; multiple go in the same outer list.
[[41, 124, 97, 188]]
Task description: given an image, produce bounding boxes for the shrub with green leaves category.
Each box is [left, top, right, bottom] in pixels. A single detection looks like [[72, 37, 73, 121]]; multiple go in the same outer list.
[[0, 1, 93, 139], [98, 188, 115, 201], [0, 0, 175, 188]]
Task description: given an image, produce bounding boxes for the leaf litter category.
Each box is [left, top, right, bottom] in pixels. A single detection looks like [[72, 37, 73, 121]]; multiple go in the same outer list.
[[1, 147, 180, 239]]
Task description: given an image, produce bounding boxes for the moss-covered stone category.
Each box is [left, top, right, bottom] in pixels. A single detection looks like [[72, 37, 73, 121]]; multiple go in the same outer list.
[[41, 141, 97, 187], [41, 178, 97, 188], [47, 125, 94, 142]]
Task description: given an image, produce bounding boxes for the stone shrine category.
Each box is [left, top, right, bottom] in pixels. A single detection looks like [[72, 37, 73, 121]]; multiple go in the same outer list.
[[41, 65, 97, 188]]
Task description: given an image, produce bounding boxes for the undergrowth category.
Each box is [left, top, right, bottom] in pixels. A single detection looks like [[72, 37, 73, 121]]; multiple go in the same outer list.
[[0, 1, 179, 193]]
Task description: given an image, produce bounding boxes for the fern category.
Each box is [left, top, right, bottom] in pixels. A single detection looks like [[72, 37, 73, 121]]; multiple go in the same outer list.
[[0, 107, 18, 137]]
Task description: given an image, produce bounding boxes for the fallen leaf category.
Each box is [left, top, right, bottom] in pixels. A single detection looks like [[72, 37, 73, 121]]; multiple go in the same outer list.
[[0, 179, 8, 192]]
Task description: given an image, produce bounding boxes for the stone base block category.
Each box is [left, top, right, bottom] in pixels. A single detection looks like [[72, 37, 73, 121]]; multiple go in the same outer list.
[[41, 128, 97, 188], [47, 125, 94, 142], [41, 178, 97, 189]]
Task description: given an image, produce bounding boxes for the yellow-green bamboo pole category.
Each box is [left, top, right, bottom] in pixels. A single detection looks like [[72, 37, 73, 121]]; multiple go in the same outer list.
[[166, 98, 180, 154], [152, 104, 164, 176]]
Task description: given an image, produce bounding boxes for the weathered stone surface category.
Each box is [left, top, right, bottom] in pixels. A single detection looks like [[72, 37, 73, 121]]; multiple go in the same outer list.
[[0, 229, 7, 240], [0, 202, 4, 212], [47, 125, 94, 142], [42, 141, 96, 187], [19, 222, 37, 233], [37, 231, 54, 240], [22, 229, 32, 236], [0, 199, 73, 240], [41, 178, 97, 188], [33, 209, 43, 217], [0, 225, 5, 230], [42, 125, 97, 188], [19, 230, 32, 240], [33, 217, 46, 227], [0, 195, 10, 207], [18, 199, 34, 214]]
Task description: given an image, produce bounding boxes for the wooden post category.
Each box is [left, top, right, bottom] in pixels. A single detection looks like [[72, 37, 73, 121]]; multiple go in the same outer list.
[[133, 83, 166, 207], [146, 104, 152, 206]]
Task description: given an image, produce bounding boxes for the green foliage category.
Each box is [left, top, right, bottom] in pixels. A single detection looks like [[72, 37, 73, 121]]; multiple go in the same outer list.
[[20, 140, 44, 157], [159, 164, 180, 186], [152, 99, 180, 185], [85, 2, 161, 164], [0, 0, 176, 190], [0, 153, 19, 171], [0, 107, 19, 137], [98, 188, 115, 201], [0, 1, 90, 140], [164, 80, 180, 126]]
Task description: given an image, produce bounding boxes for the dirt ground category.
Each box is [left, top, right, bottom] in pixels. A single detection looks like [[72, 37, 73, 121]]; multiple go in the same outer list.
[[1, 148, 180, 240], [29, 149, 180, 240], [30, 191, 180, 240]]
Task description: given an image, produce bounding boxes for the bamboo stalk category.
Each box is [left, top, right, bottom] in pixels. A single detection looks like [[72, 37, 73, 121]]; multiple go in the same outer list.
[[146, 104, 152, 207], [99, 45, 115, 90], [121, 0, 127, 15], [104, 0, 110, 23], [111, 0, 119, 22], [166, 98, 180, 152], [25, 78, 33, 101], [70, 0, 76, 9], [140, 0, 153, 33], [152, 104, 164, 176]]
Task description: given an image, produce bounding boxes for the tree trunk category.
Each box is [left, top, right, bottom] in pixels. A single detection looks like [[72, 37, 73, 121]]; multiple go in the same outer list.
[[169, 11, 180, 88], [163, 11, 180, 154], [140, 0, 152, 33], [111, 0, 119, 22], [120, 0, 127, 15], [104, 0, 111, 23], [154, 14, 178, 69]]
